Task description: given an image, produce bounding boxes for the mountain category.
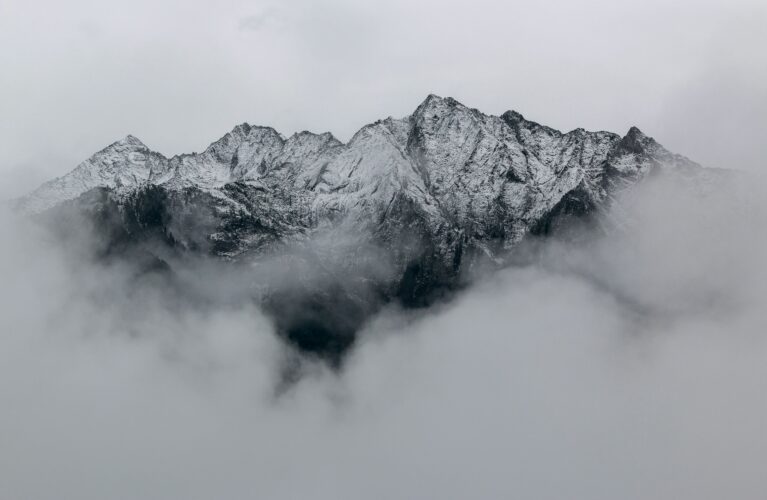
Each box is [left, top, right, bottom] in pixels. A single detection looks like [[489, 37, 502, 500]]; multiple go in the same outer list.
[[15, 95, 723, 362]]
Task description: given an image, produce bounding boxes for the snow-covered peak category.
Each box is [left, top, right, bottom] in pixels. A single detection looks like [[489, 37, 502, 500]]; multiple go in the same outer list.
[[16, 133, 163, 213], [412, 94, 478, 123], [17, 95, 707, 218], [12, 96, 728, 363], [115, 134, 148, 149]]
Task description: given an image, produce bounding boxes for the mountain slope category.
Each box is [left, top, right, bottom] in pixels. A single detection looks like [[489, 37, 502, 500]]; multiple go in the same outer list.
[[16, 95, 719, 361]]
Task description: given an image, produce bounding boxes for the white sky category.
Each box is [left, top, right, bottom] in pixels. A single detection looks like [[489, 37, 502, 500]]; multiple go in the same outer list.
[[1, 0, 765, 198]]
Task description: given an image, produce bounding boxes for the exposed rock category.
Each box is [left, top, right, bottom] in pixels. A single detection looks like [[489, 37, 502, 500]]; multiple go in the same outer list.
[[16, 95, 726, 361]]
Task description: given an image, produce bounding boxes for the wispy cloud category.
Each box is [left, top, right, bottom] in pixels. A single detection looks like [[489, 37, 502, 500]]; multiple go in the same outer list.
[[1, 170, 766, 499]]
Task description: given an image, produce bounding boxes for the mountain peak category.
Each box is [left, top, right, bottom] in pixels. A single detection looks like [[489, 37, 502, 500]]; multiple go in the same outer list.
[[501, 110, 525, 125], [115, 134, 147, 148], [290, 130, 338, 142], [626, 126, 646, 138], [421, 93, 445, 105], [18, 96, 705, 220], [14, 97, 717, 361], [232, 122, 252, 135], [618, 126, 654, 154], [413, 93, 467, 116], [500, 110, 563, 137]]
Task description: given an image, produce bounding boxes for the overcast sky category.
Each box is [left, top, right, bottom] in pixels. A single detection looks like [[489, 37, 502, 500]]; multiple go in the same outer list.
[[2, 4, 767, 498], [1, 0, 765, 198]]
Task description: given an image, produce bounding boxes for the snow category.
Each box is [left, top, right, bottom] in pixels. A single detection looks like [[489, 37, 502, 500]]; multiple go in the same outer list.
[[17, 94, 708, 251]]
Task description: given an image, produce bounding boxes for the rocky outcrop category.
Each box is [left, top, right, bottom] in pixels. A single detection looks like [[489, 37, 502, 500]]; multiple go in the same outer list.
[[17, 95, 720, 361]]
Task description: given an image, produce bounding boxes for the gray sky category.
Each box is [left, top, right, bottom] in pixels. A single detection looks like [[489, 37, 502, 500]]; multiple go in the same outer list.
[[2, 4, 767, 497], [1, 0, 765, 198]]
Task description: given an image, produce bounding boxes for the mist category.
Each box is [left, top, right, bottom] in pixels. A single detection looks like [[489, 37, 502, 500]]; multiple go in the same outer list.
[[0, 167, 765, 499]]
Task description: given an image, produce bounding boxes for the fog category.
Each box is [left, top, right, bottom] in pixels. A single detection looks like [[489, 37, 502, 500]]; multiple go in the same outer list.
[[1, 169, 766, 499], [2, 0, 766, 497]]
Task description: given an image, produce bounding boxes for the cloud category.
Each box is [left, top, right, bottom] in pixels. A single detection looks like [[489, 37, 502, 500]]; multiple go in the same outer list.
[[1, 168, 766, 499]]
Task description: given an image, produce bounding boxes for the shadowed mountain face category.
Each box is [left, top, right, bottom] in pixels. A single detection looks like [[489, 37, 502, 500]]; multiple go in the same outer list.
[[17, 95, 722, 362]]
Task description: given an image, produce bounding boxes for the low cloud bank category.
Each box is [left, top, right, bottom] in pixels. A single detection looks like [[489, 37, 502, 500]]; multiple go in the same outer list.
[[1, 171, 766, 500]]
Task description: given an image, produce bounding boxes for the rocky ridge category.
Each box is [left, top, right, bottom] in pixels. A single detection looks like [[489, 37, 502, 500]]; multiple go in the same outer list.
[[17, 95, 719, 361]]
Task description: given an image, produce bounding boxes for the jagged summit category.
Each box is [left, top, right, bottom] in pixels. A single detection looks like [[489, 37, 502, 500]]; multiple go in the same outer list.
[[417, 92, 448, 107], [17, 94, 704, 217], [619, 125, 651, 151], [121, 134, 147, 147], [103, 134, 150, 152], [412, 93, 487, 125], [500, 109, 526, 123], [15, 94, 719, 360], [18, 94, 708, 218]]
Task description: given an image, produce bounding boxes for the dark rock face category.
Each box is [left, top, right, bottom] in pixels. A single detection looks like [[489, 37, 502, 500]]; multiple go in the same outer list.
[[19, 95, 720, 362]]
